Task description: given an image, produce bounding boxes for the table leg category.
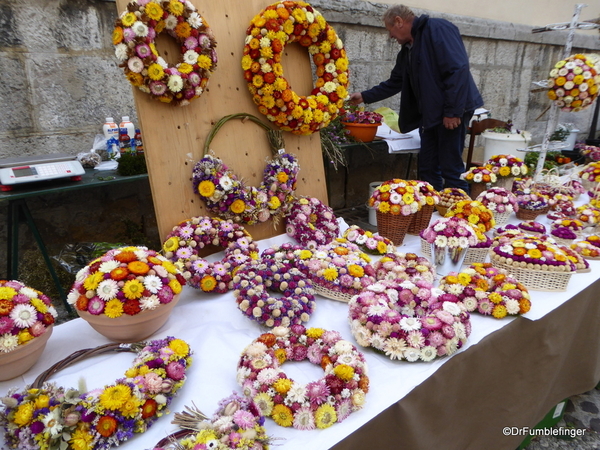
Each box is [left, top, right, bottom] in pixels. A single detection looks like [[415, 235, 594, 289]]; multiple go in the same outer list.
[[11, 199, 73, 315]]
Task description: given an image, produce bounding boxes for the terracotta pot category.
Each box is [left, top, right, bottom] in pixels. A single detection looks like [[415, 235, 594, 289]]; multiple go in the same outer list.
[[77, 294, 180, 343], [342, 122, 381, 142], [0, 325, 53, 381]]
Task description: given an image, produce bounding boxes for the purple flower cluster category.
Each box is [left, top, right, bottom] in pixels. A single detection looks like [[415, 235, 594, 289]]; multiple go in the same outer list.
[[342, 109, 383, 124], [285, 197, 339, 247], [551, 227, 577, 240]]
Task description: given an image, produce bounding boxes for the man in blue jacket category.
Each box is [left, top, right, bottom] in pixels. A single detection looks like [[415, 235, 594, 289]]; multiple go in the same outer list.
[[349, 5, 483, 192]]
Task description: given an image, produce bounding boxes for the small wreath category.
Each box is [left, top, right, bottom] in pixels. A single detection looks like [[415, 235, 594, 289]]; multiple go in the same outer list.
[[0, 337, 192, 449], [242, 1, 349, 135], [163, 216, 259, 293], [113, 0, 218, 106], [193, 114, 299, 225], [237, 325, 369, 430], [233, 259, 316, 328], [348, 279, 471, 361], [285, 197, 339, 247]]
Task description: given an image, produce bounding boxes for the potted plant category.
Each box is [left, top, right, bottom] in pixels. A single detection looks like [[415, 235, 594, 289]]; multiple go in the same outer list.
[[480, 121, 532, 162], [340, 105, 383, 142]]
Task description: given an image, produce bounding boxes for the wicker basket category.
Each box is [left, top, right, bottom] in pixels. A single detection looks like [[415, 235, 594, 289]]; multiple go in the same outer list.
[[581, 178, 600, 193], [494, 176, 515, 191], [420, 238, 489, 265], [550, 236, 574, 247], [493, 210, 512, 227], [516, 207, 548, 221], [468, 182, 487, 200], [436, 204, 449, 216], [377, 212, 412, 246], [490, 259, 572, 291], [407, 204, 435, 235], [314, 285, 355, 303]]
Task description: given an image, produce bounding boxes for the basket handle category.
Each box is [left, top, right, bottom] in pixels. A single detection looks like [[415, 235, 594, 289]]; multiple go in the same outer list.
[[203, 113, 285, 156]]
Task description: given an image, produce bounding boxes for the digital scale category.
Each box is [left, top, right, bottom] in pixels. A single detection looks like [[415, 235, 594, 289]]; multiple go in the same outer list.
[[0, 153, 86, 191]]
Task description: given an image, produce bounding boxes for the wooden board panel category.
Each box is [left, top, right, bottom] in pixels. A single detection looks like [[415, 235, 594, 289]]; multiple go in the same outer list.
[[114, 0, 328, 243]]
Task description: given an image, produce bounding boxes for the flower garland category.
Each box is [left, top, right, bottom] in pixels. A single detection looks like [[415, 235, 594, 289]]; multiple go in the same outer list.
[[461, 166, 498, 184], [242, 1, 349, 135], [547, 54, 600, 112], [285, 196, 339, 247], [192, 151, 299, 225], [517, 221, 546, 235], [371, 252, 436, 284], [342, 225, 395, 255], [475, 187, 518, 214], [444, 199, 496, 237], [439, 263, 531, 318], [485, 154, 528, 178], [0, 281, 57, 353], [233, 260, 316, 328], [67, 246, 185, 317], [162, 216, 259, 293], [113, 0, 217, 106], [298, 240, 376, 300], [368, 179, 424, 216], [0, 337, 192, 450], [348, 279, 471, 361], [420, 217, 480, 249], [490, 237, 574, 272], [152, 392, 272, 450], [237, 325, 369, 430]]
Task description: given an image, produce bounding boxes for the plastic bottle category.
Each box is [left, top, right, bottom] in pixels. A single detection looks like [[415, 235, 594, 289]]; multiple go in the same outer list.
[[106, 136, 120, 159], [134, 129, 144, 155], [119, 116, 135, 140], [119, 128, 131, 154], [102, 117, 119, 140]]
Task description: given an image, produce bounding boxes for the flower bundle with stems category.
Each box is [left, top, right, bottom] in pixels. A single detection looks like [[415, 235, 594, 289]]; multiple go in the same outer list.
[[0, 281, 57, 353], [237, 325, 369, 430]]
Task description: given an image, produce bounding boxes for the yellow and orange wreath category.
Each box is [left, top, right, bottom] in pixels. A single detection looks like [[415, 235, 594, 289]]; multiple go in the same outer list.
[[242, 1, 349, 135]]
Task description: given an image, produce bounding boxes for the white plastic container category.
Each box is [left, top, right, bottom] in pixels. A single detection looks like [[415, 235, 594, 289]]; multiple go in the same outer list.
[[564, 128, 580, 151], [102, 117, 119, 140], [119, 116, 136, 140], [481, 130, 531, 162], [368, 181, 383, 226]]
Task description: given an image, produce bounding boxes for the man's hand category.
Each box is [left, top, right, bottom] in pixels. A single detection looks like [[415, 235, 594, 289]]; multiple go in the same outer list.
[[443, 117, 461, 130], [348, 92, 364, 105]]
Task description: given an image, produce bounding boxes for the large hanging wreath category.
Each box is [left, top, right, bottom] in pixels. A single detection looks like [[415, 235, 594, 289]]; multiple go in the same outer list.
[[242, 0, 349, 135], [113, 0, 218, 106]]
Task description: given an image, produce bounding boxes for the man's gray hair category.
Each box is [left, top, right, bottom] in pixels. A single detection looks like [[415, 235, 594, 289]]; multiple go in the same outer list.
[[383, 5, 415, 26]]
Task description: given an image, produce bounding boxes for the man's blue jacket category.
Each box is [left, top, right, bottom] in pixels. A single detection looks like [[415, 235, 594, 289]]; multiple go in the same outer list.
[[361, 15, 483, 132]]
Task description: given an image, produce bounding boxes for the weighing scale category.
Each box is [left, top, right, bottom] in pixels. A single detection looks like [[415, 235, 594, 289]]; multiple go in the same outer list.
[[0, 153, 85, 191]]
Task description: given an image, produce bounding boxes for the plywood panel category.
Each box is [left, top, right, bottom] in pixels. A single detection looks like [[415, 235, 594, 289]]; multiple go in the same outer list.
[[114, 0, 328, 243]]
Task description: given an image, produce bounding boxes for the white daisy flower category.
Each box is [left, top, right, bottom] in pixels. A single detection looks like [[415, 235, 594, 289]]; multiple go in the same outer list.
[[140, 295, 160, 310], [96, 279, 119, 301], [41, 408, 63, 437], [127, 56, 144, 73], [143, 275, 163, 294], [165, 15, 178, 30], [10, 304, 38, 328], [187, 12, 203, 28], [168, 75, 184, 93], [131, 21, 149, 37], [99, 260, 120, 273], [286, 383, 307, 403], [505, 298, 521, 315], [399, 316, 421, 332], [419, 345, 437, 362], [157, 56, 169, 69], [403, 347, 421, 362], [0, 334, 19, 353], [383, 337, 407, 360], [19, 287, 38, 298], [115, 43, 128, 61], [443, 301, 461, 316]]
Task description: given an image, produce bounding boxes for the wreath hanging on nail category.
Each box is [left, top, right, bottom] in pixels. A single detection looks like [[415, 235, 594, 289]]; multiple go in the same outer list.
[[113, 0, 218, 106], [192, 113, 299, 225], [242, 0, 349, 135]]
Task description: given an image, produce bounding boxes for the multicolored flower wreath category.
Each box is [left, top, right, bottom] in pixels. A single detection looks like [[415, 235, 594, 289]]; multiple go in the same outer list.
[[67, 246, 185, 317], [237, 325, 369, 430], [192, 151, 299, 225], [0, 280, 57, 354], [0, 337, 191, 450], [152, 392, 273, 450], [242, 0, 349, 135], [163, 216, 259, 293], [285, 196, 339, 247], [113, 0, 217, 106], [348, 279, 471, 361], [342, 225, 395, 255], [439, 263, 531, 318], [233, 259, 316, 328]]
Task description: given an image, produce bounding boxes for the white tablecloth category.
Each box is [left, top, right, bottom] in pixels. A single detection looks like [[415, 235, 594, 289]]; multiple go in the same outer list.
[[1, 207, 598, 450]]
